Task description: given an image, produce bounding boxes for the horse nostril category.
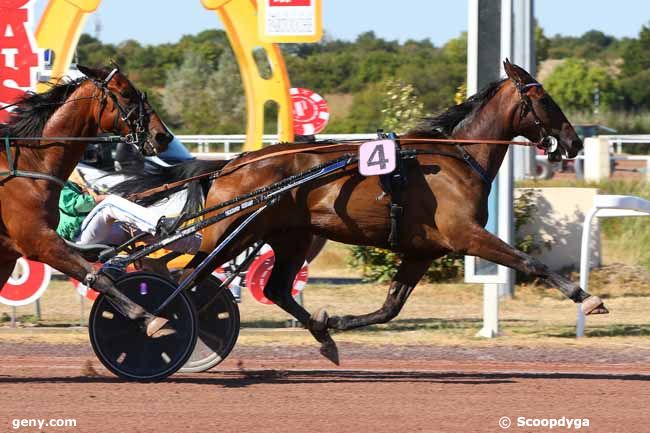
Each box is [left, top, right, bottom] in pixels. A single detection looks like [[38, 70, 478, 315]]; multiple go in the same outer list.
[[155, 132, 173, 145]]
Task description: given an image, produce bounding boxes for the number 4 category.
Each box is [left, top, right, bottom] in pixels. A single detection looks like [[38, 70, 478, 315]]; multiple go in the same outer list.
[[367, 144, 389, 170], [358, 139, 396, 176]]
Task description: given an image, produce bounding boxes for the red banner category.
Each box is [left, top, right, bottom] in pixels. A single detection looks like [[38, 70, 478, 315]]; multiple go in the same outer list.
[[269, 0, 311, 7], [0, 0, 40, 123]]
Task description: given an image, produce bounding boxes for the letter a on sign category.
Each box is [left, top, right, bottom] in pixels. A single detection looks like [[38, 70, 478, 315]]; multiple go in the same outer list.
[[359, 140, 397, 176]]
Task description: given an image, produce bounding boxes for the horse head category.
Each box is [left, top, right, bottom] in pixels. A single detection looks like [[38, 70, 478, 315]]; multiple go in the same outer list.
[[77, 64, 173, 156], [503, 59, 582, 160]]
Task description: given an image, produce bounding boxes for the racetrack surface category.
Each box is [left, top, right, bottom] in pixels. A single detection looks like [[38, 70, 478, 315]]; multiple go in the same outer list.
[[0, 343, 649, 433]]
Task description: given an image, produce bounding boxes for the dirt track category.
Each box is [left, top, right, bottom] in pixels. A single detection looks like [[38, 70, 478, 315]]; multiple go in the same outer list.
[[0, 343, 649, 433]]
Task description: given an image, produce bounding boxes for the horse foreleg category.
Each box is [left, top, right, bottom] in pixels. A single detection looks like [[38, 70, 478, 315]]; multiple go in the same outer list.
[[327, 255, 433, 331], [0, 253, 20, 288], [16, 232, 168, 335], [456, 224, 608, 315]]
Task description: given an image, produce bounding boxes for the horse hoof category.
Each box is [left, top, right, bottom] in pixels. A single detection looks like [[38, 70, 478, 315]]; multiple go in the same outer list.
[[320, 341, 340, 366], [146, 316, 174, 337], [582, 296, 609, 315], [310, 308, 329, 332]]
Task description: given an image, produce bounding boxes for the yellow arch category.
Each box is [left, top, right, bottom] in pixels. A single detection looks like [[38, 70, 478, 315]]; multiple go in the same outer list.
[[35, 0, 294, 150]]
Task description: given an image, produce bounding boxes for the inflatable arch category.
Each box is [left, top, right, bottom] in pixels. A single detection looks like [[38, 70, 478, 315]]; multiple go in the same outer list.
[[35, 0, 294, 150]]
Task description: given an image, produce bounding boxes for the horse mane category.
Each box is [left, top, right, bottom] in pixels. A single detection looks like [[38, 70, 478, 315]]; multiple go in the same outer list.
[[109, 159, 229, 215], [408, 78, 507, 137], [3, 77, 88, 138]]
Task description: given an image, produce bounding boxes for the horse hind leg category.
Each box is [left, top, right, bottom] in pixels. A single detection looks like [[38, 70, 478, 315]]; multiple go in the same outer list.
[[263, 232, 340, 365], [327, 255, 433, 331], [0, 253, 20, 289]]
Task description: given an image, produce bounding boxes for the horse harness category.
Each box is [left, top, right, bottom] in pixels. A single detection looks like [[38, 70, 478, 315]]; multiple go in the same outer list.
[[376, 79, 561, 250], [0, 68, 152, 189]]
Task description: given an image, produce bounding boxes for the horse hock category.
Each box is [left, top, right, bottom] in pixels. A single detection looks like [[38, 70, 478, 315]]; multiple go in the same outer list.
[[86, 271, 172, 336]]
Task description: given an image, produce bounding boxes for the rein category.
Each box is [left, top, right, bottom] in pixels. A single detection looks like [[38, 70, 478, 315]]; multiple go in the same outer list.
[[0, 68, 153, 188], [127, 136, 541, 202]]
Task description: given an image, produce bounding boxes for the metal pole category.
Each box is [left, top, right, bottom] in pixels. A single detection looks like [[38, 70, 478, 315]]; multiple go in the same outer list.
[[10, 306, 16, 328], [498, 0, 515, 298], [511, 0, 536, 180], [577, 206, 598, 337], [35, 299, 41, 321], [80, 294, 85, 327], [290, 291, 304, 328], [477, 283, 499, 337]]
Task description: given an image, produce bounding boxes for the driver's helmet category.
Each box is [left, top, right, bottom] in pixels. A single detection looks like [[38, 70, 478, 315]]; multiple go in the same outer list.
[[82, 143, 114, 170]]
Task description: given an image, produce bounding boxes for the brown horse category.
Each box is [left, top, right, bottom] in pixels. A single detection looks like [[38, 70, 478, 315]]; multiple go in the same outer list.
[[132, 61, 607, 361], [187, 60, 609, 362], [0, 66, 173, 334]]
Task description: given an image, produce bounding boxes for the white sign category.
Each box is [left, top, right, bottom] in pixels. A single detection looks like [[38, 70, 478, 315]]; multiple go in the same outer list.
[[258, 0, 323, 43], [358, 140, 397, 177]]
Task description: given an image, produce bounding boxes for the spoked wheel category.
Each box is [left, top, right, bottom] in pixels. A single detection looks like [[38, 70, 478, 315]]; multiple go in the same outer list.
[[180, 275, 241, 373], [89, 272, 197, 381]]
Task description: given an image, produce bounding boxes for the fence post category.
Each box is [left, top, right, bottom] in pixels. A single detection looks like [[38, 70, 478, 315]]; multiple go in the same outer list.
[[79, 294, 85, 327], [584, 137, 610, 181]]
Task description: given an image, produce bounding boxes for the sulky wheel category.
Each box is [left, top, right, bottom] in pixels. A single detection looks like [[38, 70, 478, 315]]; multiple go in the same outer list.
[[180, 275, 241, 373], [89, 272, 197, 381]]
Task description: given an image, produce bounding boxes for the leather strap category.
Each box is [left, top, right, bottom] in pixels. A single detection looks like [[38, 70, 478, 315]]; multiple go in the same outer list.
[[128, 136, 540, 202]]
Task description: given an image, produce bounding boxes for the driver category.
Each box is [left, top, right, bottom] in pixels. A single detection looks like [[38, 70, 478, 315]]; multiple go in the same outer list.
[[57, 171, 201, 254]]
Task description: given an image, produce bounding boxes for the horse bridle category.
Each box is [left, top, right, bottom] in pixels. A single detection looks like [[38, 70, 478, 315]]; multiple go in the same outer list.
[[92, 68, 157, 156], [514, 81, 562, 161]]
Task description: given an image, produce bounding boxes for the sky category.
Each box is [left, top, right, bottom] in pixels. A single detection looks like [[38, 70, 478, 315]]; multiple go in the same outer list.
[[33, 0, 649, 47]]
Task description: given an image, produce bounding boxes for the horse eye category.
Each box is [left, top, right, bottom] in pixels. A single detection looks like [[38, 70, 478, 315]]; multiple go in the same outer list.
[[538, 95, 553, 109]]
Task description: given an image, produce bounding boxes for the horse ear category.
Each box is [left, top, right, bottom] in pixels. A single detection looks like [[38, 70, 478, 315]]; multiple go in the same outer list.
[[503, 59, 537, 84], [503, 58, 520, 83], [77, 65, 106, 80]]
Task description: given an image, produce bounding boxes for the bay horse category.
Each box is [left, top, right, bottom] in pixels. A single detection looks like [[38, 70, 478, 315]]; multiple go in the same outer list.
[[0, 65, 174, 335], [123, 61, 609, 361]]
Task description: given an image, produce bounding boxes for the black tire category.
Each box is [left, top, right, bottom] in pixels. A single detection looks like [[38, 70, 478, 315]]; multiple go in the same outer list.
[[180, 275, 240, 373], [89, 272, 197, 381]]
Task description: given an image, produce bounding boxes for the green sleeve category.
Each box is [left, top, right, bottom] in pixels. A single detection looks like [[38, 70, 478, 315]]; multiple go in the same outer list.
[[59, 182, 95, 215], [73, 193, 96, 213]]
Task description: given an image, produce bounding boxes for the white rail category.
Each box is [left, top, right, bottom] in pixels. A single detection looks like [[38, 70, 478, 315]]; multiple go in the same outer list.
[[577, 194, 650, 336], [601, 135, 650, 154]]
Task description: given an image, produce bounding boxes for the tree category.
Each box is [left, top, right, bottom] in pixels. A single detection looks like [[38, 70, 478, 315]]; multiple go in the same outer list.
[[610, 25, 650, 110], [163, 49, 246, 134], [544, 58, 616, 111], [381, 79, 425, 133], [206, 50, 246, 133], [535, 24, 550, 64]]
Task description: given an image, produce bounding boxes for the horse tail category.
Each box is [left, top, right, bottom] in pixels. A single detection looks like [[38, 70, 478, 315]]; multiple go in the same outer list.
[[109, 159, 228, 215]]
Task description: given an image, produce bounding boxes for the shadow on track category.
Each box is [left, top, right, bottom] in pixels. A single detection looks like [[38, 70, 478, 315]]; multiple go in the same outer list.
[[2, 370, 650, 387]]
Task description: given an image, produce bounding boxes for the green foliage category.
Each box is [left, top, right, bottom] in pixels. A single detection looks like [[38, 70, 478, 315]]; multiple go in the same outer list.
[[567, 109, 650, 136], [381, 79, 425, 133], [535, 24, 550, 64], [544, 58, 617, 111], [546, 30, 622, 60], [513, 189, 551, 282], [73, 23, 650, 133], [621, 25, 650, 78], [162, 50, 245, 134], [348, 192, 548, 283]]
